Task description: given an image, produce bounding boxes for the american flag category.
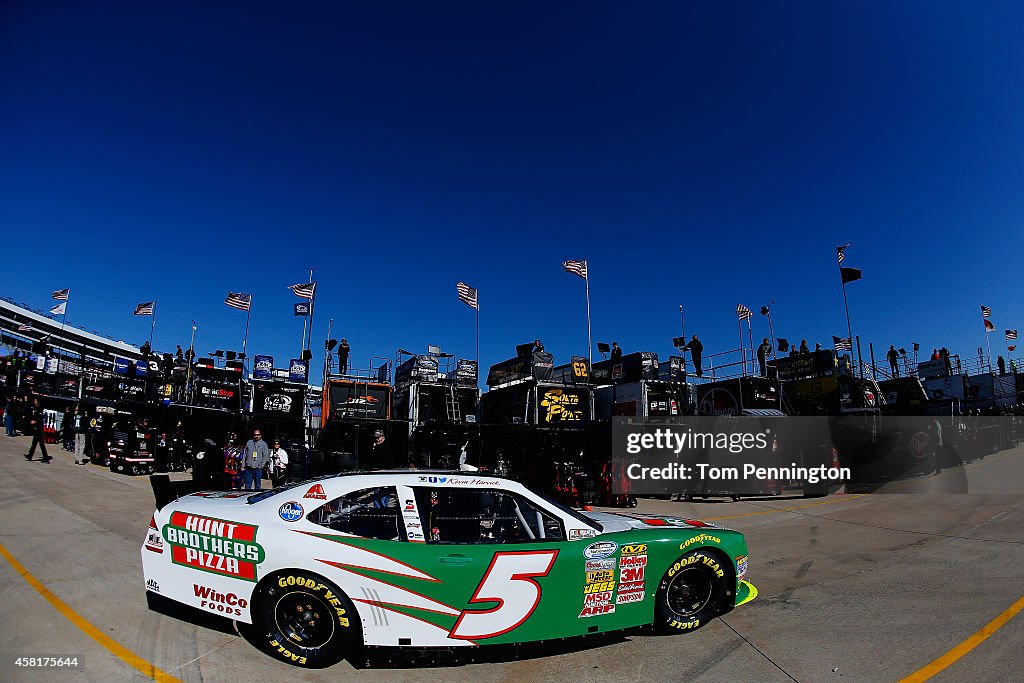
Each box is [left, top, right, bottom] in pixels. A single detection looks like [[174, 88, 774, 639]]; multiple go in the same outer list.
[[562, 259, 588, 279], [1007, 329, 1018, 341], [17, 323, 32, 332], [836, 244, 849, 264], [736, 304, 753, 321], [288, 282, 317, 300], [833, 336, 853, 351], [456, 282, 478, 310], [981, 305, 992, 318], [52, 288, 70, 301], [134, 301, 155, 316], [225, 292, 252, 311]]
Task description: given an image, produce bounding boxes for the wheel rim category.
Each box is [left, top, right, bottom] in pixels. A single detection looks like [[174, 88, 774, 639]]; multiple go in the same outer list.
[[665, 566, 715, 617], [273, 591, 335, 648]]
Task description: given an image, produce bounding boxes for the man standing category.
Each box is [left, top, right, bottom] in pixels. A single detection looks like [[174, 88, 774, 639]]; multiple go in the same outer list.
[[684, 335, 703, 377], [757, 337, 772, 377], [887, 345, 900, 378], [371, 429, 394, 469], [73, 405, 87, 464], [3, 396, 14, 437], [532, 339, 545, 354], [242, 429, 269, 490], [610, 342, 622, 361], [338, 338, 350, 374], [269, 438, 289, 488], [24, 397, 51, 463]]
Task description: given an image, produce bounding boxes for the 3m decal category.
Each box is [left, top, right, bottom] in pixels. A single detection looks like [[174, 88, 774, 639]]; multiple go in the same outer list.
[[303, 484, 327, 500], [450, 550, 558, 640], [584, 541, 618, 560], [162, 512, 265, 581], [278, 501, 304, 522]]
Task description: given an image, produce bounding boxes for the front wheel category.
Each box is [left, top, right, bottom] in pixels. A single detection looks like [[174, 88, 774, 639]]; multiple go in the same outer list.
[[654, 550, 731, 634], [243, 570, 360, 668]]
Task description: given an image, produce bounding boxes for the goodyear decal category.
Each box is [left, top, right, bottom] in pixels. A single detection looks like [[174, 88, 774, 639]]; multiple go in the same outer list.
[[162, 512, 265, 581], [679, 533, 721, 551]]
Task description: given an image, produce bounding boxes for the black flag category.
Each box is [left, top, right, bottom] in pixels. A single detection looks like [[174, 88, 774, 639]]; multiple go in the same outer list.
[[840, 267, 862, 284]]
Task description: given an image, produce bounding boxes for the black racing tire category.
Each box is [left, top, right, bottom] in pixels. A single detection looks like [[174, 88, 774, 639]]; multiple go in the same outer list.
[[243, 570, 360, 668], [654, 550, 731, 634]]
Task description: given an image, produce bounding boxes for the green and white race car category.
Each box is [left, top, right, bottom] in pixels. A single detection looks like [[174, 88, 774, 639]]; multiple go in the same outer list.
[[142, 471, 756, 667]]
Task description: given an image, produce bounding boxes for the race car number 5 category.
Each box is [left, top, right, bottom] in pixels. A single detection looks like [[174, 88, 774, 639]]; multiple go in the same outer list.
[[449, 549, 559, 640]]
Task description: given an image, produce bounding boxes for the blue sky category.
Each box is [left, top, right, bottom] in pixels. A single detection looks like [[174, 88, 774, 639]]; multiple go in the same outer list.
[[2, 1, 1022, 377]]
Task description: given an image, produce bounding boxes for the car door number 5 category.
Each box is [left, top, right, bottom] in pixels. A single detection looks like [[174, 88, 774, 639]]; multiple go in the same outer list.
[[449, 549, 559, 640]]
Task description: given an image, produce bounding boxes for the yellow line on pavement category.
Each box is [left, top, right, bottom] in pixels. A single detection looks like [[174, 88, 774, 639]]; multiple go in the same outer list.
[[704, 494, 868, 521], [0, 541, 182, 682], [899, 594, 1024, 682]]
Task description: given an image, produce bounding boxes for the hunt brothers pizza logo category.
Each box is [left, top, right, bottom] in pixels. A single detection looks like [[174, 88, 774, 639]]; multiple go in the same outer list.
[[162, 512, 266, 581]]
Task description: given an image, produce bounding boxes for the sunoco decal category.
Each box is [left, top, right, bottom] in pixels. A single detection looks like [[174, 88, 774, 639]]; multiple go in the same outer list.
[[584, 541, 618, 559], [162, 512, 265, 581]]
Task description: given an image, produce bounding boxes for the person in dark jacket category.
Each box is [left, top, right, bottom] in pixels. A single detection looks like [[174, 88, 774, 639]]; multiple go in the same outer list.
[[338, 338, 350, 374], [683, 335, 703, 377], [610, 342, 622, 361], [757, 338, 772, 377], [24, 398, 51, 463], [887, 345, 900, 378], [371, 430, 394, 469]]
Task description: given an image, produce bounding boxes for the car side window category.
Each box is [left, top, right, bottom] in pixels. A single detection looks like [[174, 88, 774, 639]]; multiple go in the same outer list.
[[308, 486, 404, 541], [414, 487, 564, 544]]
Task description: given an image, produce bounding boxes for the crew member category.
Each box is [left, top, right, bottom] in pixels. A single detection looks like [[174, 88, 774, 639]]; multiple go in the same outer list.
[[799, 339, 809, 355], [338, 338, 350, 374], [757, 337, 772, 377], [23, 397, 51, 463], [533, 339, 545, 354], [270, 438, 289, 487], [610, 341, 622, 361], [683, 335, 703, 377], [242, 429, 270, 490], [371, 429, 394, 469], [887, 345, 900, 378]]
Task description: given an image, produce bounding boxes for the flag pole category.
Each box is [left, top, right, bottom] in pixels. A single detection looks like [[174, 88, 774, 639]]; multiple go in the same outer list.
[[149, 302, 157, 347], [323, 318, 333, 389], [60, 290, 70, 335], [306, 269, 317, 355], [300, 267, 313, 355], [679, 305, 686, 380], [242, 303, 251, 359], [737, 316, 745, 376], [584, 260, 592, 367], [837, 255, 857, 376], [982, 314, 993, 373], [475, 294, 480, 372], [746, 316, 754, 373]]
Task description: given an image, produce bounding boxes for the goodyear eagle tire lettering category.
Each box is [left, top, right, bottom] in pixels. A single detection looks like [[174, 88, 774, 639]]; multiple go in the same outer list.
[[654, 550, 730, 635], [243, 570, 358, 668]]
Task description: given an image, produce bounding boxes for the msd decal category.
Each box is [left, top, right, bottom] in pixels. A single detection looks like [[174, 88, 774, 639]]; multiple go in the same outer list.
[[162, 512, 265, 581]]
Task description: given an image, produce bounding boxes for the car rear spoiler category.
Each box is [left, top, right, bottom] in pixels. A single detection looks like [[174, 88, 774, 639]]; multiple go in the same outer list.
[[150, 475, 205, 511]]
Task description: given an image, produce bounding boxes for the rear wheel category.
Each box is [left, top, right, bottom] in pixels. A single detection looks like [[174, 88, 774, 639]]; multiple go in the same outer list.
[[243, 570, 359, 668], [654, 550, 731, 634]]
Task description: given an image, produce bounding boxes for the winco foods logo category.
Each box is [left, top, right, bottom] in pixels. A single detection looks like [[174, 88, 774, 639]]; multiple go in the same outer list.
[[263, 394, 293, 412]]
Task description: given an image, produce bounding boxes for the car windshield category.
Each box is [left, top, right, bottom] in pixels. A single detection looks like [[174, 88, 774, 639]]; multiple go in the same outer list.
[[537, 493, 603, 531]]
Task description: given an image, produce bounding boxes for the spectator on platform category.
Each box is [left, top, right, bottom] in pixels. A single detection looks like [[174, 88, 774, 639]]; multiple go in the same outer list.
[[23, 397, 51, 463], [270, 439, 289, 488], [533, 339, 545, 354], [940, 347, 952, 375], [997, 356, 1006, 375], [815, 342, 822, 352], [757, 338, 771, 377], [242, 429, 269, 490], [175, 345, 184, 364], [338, 338, 350, 374], [683, 335, 703, 377], [610, 342, 622, 361], [799, 339, 809, 355], [887, 345, 900, 378], [931, 348, 941, 360]]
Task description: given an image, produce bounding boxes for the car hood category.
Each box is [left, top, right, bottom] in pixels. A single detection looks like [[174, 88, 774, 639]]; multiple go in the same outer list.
[[583, 511, 727, 534]]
